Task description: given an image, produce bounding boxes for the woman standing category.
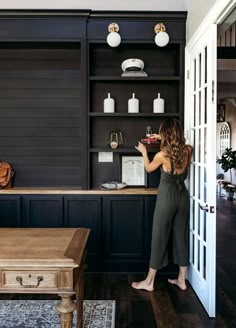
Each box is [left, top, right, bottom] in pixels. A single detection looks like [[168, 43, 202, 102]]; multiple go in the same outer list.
[[132, 118, 192, 291]]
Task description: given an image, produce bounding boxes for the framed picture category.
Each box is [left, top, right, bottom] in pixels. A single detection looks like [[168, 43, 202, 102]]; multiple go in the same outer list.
[[121, 156, 146, 186], [217, 104, 225, 122]]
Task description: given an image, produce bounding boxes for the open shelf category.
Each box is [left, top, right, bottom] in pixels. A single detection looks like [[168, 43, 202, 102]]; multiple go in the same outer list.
[[90, 147, 159, 153], [89, 112, 180, 117], [88, 30, 184, 188], [89, 43, 181, 77], [89, 76, 181, 81]]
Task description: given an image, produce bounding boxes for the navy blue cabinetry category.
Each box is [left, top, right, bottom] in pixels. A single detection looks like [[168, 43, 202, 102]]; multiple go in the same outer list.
[[23, 196, 63, 227], [64, 195, 102, 271], [0, 195, 21, 227], [103, 195, 156, 272], [0, 192, 157, 272]]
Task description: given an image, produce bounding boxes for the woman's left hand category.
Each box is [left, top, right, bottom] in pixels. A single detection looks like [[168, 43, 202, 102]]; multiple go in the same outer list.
[[150, 133, 161, 140]]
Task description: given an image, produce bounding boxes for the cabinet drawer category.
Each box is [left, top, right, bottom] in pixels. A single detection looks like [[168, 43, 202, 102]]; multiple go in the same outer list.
[[1, 271, 58, 289]]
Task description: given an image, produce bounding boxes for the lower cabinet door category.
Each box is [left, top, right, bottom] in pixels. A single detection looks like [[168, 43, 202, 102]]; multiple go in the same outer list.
[[0, 196, 21, 227], [103, 195, 147, 272], [23, 196, 63, 227], [64, 196, 102, 270]]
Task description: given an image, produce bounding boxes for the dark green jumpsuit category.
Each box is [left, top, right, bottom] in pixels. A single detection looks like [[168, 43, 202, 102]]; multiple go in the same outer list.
[[149, 164, 190, 270]]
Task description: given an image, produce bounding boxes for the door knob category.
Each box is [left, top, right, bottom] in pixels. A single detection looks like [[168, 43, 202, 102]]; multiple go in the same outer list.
[[199, 203, 209, 212], [199, 204, 215, 213]]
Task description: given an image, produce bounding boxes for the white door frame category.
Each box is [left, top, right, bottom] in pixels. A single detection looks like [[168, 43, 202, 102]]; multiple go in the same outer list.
[[185, 0, 236, 318], [185, 23, 217, 318]]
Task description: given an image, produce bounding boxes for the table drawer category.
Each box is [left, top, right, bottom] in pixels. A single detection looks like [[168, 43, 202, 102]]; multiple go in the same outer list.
[[2, 271, 58, 289]]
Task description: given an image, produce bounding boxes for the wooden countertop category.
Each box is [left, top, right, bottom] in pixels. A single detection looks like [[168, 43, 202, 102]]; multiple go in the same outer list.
[[0, 187, 157, 195]]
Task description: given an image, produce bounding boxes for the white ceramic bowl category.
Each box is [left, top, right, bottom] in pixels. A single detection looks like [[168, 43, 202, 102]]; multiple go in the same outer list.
[[101, 182, 127, 190]]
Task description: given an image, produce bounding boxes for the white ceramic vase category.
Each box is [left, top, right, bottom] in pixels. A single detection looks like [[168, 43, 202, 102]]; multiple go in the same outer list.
[[128, 93, 139, 113], [153, 93, 164, 113], [104, 93, 115, 113]]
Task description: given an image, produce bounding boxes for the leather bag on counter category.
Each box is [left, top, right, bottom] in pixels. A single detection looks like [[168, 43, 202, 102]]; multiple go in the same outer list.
[[0, 161, 14, 189]]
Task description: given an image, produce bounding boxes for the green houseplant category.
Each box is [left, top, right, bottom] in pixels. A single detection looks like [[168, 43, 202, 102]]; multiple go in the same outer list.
[[216, 148, 236, 200]]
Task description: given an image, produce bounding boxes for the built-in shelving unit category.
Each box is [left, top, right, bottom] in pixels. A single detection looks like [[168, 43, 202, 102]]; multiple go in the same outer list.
[[0, 10, 186, 190], [0, 10, 186, 273], [88, 39, 185, 188]]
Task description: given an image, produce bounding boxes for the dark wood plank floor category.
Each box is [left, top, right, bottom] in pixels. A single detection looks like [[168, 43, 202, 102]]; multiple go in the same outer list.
[[85, 195, 236, 328], [216, 195, 236, 328], [0, 196, 235, 328]]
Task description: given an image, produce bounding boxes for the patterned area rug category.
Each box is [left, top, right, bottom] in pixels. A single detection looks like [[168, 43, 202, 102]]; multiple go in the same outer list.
[[0, 300, 115, 328]]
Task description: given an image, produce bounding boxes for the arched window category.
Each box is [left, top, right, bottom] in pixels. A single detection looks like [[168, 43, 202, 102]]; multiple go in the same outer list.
[[220, 122, 230, 155]]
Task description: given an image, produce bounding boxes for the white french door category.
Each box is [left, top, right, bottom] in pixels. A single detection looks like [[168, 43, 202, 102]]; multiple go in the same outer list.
[[185, 24, 217, 317]]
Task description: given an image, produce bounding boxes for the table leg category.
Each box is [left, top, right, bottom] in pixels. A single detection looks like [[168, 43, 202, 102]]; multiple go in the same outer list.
[[76, 267, 85, 328], [56, 294, 77, 328], [75, 250, 87, 328]]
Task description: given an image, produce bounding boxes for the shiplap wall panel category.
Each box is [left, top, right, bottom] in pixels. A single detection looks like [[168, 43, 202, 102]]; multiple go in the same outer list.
[[0, 127, 80, 136], [0, 45, 82, 187]]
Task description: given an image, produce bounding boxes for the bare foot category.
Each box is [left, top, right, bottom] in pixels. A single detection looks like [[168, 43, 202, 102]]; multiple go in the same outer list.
[[131, 280, 154, 292], [168, 278, 187, 291]]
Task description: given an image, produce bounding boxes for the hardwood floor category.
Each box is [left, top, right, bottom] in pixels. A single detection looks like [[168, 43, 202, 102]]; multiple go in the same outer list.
[[83, 195, 236, 328], [216, 195, 236, 328], [0, 196, 235, 327]]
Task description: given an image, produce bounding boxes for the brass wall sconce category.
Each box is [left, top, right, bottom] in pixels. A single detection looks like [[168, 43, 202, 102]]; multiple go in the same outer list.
[[107, 23, 121, 47], [154, 23, 169, 47]]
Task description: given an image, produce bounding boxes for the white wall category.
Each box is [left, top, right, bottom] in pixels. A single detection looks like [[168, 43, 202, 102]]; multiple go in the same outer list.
[[0, 0, 187, 11], [185, 0, 216, 41]]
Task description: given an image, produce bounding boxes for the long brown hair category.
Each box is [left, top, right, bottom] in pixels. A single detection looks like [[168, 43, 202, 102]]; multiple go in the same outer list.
[[159, 118, 188, 169]]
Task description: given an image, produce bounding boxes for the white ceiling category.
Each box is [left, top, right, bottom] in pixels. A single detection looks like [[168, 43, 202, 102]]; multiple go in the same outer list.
[[0, 0, 188, 10]]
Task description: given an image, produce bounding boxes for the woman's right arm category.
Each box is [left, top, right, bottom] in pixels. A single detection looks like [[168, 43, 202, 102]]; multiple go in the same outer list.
[[135, 142, 163, 173]]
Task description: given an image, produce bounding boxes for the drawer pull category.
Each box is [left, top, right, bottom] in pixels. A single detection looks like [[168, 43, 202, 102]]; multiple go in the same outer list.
[[16, 275, 44, 288]]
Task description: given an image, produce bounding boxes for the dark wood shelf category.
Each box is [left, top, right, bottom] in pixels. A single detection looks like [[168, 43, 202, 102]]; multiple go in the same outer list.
[[89, 76, 181, 81], [89, 112, 180, 117], [89, 147, 159, 153], [89, 147, 136, 153]]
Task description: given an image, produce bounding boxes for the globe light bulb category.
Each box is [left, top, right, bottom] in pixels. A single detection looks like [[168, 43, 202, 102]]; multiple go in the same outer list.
[[107, 31, 121, 47], [155, 31, 169, 47]]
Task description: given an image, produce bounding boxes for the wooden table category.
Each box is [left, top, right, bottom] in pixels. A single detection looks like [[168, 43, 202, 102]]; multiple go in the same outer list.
[[0, 228, 90, 328]]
